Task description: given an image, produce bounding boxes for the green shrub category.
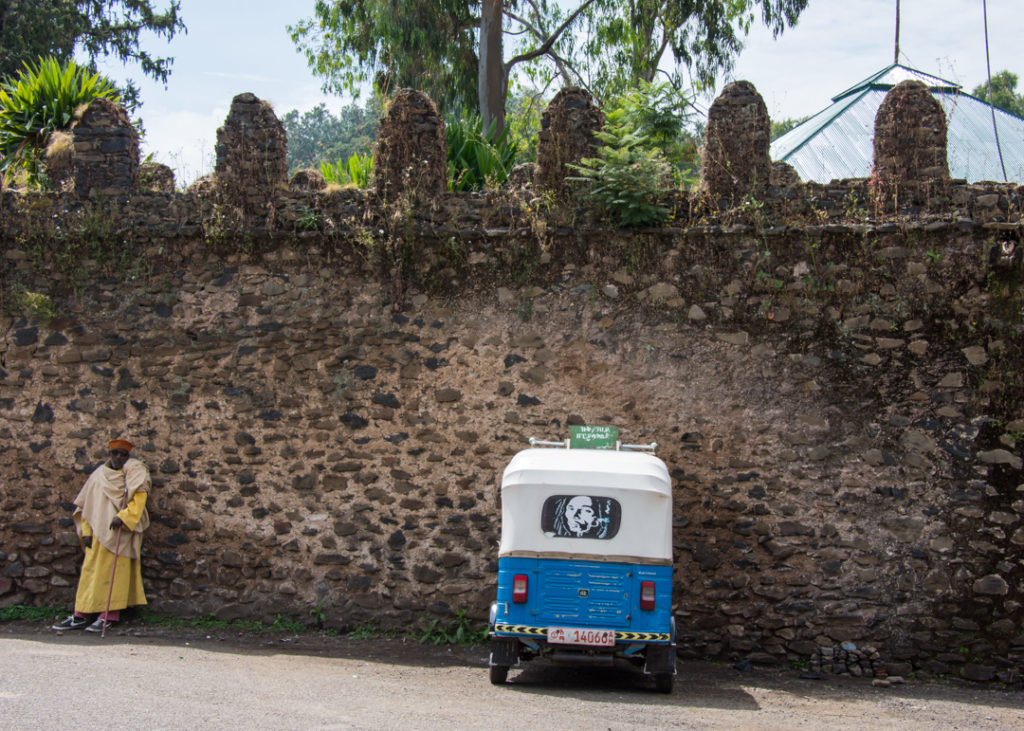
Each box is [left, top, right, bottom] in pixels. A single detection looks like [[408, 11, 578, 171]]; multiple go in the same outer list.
[[445, 114, 518, 191], [569, 81, 698, 228], [0, 56, 120, 186], [321, 151, 374, 188], [6, 284, 57, 321], [569, 125, 674, 228], [618, 81, 701, 181], [417, 609, 488, 645]]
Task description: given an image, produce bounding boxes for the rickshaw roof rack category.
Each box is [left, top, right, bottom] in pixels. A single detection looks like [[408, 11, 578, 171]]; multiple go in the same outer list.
[[528, 437, 658, 452]]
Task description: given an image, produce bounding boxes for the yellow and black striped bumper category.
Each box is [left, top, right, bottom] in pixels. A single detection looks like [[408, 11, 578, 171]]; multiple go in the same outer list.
[[493, 623, 671, 643]]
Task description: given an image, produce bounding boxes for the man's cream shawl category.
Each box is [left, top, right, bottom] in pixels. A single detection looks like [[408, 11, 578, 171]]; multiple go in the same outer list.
[[73, 457, 151, 559]]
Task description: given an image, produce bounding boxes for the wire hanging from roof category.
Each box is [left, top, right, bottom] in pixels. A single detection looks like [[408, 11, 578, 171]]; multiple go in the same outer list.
[[983, 0, 1009, 182]]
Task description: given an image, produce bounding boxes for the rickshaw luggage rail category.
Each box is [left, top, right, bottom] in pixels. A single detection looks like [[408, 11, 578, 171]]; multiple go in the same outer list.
[[528, 437, 659, 452]]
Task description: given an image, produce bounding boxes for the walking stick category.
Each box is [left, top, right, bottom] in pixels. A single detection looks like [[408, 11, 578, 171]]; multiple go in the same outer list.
[[101, 483, 129, 639]]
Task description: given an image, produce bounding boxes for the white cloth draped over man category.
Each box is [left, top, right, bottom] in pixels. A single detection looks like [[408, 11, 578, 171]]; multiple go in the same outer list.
[[52, 438, 151, 633]]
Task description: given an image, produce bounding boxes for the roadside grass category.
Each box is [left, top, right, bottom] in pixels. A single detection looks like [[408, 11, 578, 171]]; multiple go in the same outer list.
[[0, 604, 488, 645], [417, 609, 488, 645], [0, 605, 62, 622]]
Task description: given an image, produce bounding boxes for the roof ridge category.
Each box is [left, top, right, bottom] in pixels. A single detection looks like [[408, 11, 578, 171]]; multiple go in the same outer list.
[[831, 63, 962, 103]]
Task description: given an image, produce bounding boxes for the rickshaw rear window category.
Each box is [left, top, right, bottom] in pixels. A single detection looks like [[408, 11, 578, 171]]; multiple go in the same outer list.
[[541, 495, 621, 539]]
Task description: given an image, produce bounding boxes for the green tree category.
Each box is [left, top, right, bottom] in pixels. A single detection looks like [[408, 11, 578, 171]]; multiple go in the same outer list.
[[281, 101, 380, 174], [289, 1, 478, 113], [568, 81, 698, 227], [504, 88, 547, 163], [290, 1, 808, 135], [0, 1, 185, 108], [574, 0, 807, 98], [972, 70, 1024, 118], [770, 115, 808, 140]]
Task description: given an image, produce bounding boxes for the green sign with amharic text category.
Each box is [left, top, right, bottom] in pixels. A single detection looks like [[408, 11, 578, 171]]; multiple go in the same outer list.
[[569, 425, 619, 450]]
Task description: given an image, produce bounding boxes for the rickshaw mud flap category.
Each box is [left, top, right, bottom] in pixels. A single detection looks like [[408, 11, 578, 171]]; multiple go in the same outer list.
[[643, 643, 677, 675], [489, 637, 521, 666]]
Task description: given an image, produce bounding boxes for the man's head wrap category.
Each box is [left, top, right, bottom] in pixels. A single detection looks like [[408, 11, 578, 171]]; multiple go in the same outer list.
[[109, 439, 133, 453]]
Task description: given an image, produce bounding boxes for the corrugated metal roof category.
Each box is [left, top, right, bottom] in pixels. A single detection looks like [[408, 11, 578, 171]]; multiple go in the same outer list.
[[831, 64, 961, 101], [771, 64, 1024, 183]]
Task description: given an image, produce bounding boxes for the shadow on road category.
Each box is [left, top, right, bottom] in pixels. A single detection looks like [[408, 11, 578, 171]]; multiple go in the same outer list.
[[499, 658, 1024, 715], [5, 621, 1024, 715], [503, 660, 761, 709]]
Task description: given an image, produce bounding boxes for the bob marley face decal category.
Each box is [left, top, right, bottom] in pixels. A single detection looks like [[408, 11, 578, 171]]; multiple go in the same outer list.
[[541, 495, 621, 539]]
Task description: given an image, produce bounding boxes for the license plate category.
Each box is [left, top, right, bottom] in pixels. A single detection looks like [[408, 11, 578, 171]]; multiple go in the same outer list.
[[547, 626, 615, 647]]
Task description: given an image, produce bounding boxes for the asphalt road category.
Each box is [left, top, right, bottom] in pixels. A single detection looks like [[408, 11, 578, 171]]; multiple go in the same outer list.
[[1, 627, 1022, 730]]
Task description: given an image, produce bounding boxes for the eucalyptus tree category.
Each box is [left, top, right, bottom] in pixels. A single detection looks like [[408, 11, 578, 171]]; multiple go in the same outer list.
[[0, 0, 185, 109], [290, 0, 809, 134]]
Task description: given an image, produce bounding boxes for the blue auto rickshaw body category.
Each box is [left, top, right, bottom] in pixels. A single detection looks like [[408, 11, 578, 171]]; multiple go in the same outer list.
[[489, 444, 676, 692]]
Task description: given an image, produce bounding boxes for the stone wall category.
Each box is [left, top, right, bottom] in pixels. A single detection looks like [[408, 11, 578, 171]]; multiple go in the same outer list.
[[534, 87, 603, 198], [71, 98, 140, 197], [702, 81, 771, 203], [139, 162, 175, 193], [1, 80, 1023, 683], [874, 80, 950, 186], [214, 93, 288, 214], [374, 89, 447, 201]]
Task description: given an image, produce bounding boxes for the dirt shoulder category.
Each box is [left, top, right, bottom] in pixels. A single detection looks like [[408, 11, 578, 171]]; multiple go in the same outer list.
[[4, 617, 1022, 696], [4, 619, 1024, 730], [0, 618, 482, 666]]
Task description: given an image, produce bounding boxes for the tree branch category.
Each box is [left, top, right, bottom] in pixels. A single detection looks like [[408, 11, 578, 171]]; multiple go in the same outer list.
[[504, 0, 600, 71]]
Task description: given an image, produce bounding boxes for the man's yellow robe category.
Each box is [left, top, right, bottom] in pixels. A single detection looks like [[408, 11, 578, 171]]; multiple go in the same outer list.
[[72, 459, 151, 613]]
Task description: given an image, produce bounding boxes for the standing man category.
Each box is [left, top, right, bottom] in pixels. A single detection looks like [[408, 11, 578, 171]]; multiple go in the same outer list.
[[52, 439, 151, 632]]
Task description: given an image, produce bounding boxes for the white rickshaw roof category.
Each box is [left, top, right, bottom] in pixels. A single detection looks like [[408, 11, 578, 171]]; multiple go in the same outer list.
[[502, 448, 672, 494], [499, 448, 673, 562]]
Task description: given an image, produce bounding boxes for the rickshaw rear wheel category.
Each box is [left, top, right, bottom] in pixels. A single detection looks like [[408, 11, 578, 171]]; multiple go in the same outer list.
[[489, 665, 509, 684], [654, 673, 673, 694]]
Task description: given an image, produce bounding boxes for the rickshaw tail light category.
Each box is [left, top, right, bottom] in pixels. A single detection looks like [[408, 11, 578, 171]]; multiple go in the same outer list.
[[640, 581, 656, 610], [512, 574, 529, 603]]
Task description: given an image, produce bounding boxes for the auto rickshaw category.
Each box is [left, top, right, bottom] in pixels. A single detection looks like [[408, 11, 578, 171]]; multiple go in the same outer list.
[[488, 429, 676, 692]]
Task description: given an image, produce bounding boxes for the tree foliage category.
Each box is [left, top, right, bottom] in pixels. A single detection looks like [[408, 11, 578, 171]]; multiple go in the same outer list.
[[0, 56, 119, 185], [770, 115, 808, 140], [972, 70, 1024, 119], [290, 1, 809, 125], [0, 0, 185, 108], [281, 101, 380, 174], [289, 0, 478, 112], [574, 0, 808, 97]]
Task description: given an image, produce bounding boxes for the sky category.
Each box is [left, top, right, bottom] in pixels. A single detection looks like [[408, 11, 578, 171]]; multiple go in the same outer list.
[[91, 0, 1024, 186]]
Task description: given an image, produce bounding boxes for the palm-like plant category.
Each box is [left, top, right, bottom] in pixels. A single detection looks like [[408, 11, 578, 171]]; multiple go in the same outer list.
[[445, 113, 517, 191], [0, 56, 120, 186], [320, 151, 375, 188]]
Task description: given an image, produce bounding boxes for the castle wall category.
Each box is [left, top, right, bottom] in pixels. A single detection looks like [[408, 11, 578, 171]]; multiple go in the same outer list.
[[1, 82, 1022, 682]]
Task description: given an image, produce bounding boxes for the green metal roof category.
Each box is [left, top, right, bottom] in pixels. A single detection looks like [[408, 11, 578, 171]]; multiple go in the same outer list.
[[771, 63, 1024, 183]]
